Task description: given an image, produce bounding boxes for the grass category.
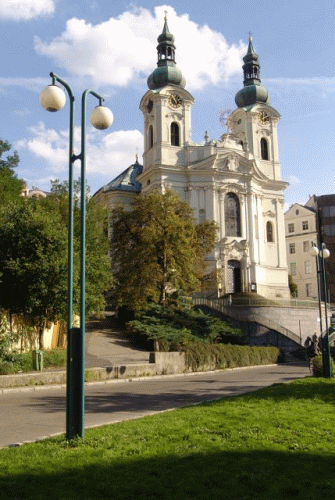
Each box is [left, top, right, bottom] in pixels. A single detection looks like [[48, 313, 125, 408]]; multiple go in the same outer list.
[[0, 377, 335, 499]]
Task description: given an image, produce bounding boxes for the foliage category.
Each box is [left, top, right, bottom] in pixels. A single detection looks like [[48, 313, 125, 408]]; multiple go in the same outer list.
[[0, 348, 67, 375], [311, 354, 335, 377], [184, 343, 281, 371], [0, 179, 112, 348], [288, 274, 298, 297], [110, 190, 218, 310], [0, 139, 24, 206], [127, 305, 243, 351], [0, 203, 68, 348], [0, 314, 18, 363], [1, 379, 335, 499]]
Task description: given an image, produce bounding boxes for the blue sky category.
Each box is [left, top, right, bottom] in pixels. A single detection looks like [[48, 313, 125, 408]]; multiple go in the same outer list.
[[0, 0, 334, 208]]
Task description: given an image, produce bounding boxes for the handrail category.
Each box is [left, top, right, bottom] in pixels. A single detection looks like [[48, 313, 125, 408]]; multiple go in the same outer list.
[[194, 297, 303, 346]]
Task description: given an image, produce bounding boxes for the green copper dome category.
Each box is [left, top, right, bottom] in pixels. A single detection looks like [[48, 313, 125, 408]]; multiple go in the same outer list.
[[235, 84, 269, 107], [147, 14, 186, 90], [235, 35, 270, 108], [148, 65, 186, 90]]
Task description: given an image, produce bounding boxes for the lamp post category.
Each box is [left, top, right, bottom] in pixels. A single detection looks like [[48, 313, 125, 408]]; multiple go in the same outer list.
[[40, 73, 113, 439], [310, 243, 331, 378]]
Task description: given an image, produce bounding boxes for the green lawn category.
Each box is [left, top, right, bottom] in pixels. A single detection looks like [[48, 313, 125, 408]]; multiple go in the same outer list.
[[0, 378, 335, 499]]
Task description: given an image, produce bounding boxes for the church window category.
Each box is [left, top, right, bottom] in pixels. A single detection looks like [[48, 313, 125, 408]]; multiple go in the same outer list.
[[266, 221, 274, 242], [225, 192, 241, 237], [260, 138, 269, 160], [199, 209, 206, 223], [171, 122, 180, 146], [149, 125, 153, 149]]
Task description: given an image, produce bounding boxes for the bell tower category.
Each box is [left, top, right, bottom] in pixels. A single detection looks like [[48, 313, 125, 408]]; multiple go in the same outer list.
[[139, 13, 194, 183], [228, 35, 281, 180]]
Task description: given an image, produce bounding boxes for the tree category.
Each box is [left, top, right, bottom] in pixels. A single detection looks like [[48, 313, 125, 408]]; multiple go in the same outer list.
[[0, 181, 112, 348], [0, 139, 24, 205], [110, 190, 218, 310], [0, 203, 68, 348], [288, 274, 298, 298]]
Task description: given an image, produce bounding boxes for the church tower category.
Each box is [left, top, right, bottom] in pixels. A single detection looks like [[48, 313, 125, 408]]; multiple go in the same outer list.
[[138, 13, 194, 196]]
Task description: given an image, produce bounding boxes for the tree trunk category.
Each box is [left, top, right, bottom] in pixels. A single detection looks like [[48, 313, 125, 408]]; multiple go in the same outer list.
[[38, 322, 45, 350]]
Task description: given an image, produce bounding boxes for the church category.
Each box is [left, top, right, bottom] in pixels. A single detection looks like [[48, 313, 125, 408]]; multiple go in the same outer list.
[[94, 16, 290, 301]]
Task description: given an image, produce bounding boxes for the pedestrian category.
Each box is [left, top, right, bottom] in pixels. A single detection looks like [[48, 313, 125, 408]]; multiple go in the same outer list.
[[307, 334, 320, 372]]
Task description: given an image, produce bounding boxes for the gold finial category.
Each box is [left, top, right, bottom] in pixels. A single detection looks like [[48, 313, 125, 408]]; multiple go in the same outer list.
[[249, 31, 253, 42], [135, 147, 139, 163]]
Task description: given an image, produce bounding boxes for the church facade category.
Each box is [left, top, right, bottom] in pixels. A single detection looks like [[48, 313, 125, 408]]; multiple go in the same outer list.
[[95, 17, 290, 300]]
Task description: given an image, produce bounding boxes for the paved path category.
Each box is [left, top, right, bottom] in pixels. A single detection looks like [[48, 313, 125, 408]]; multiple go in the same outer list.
[[85, 312, 151, 368], [0, 362, 309, 448]]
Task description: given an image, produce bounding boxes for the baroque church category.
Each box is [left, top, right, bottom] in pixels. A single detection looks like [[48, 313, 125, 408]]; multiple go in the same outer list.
[[94, 16, 290, 300]]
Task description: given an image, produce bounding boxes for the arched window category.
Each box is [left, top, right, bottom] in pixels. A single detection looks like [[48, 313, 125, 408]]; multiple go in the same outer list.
[[266, 221, 274, 242], [199, 209, 206, 224], [260, 137, 269, 160], [225, 192, 241, 237], [171, 122, 180, 146], [148, 125, 153, 149]]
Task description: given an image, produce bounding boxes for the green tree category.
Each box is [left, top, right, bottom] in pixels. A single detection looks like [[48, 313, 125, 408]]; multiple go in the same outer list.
[[0, 203, 68, 348], [0, 139, 24, 205], [0, 181, 112, 348], [110, 190, 218, 310], [288, 274, 298, 297]]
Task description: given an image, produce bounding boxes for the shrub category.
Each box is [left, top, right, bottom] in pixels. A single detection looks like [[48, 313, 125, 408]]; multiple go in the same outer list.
[[312, 354, 335, 378], [127, 305, 243, 351], [184, 343, 281, 371]]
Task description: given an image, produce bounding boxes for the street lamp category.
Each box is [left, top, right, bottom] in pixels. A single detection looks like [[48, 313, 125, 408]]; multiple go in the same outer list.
[[40, 73, 113, 439], [310, 243, 331, 378]]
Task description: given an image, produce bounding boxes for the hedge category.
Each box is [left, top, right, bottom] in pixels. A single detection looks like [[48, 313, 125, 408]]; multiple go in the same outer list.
[[184, 343, 282, 372]]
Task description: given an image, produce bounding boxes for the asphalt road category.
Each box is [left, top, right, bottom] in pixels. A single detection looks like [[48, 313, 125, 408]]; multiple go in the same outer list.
[[0, 362, 309, 448]]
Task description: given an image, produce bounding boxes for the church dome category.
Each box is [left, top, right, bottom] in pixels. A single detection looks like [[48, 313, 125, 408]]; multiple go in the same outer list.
[[235, 35, 270, 108], [148, 65, 186, 90], [147, 14, 186, 91], [235, 84, 269, 107]]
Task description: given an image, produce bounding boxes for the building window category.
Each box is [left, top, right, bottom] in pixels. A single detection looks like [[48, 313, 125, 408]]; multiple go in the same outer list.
[[171, 122, 180, 146], [306, 283, 311, 297], [288, 223, 294, 233], [199, 209, 206, 224], [290, 262, 297, 276], [266, 221, 274, 242], [148, 125, 153, 149], [225, 192, 241, 237], [303, 241, 309, 252], [304, 261, 311, 274], [260, 138, 269, 160], [302, 220, 309, 230], [289, 243, 295, 254], [324, 225, 335, 236]]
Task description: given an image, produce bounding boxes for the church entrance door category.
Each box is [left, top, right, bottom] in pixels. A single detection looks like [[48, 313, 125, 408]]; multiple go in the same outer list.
[[227, 260, 241, 293]]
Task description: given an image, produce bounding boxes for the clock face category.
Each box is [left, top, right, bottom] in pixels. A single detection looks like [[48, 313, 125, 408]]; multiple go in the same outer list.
[[168, 94, 182, 109], [258, 111, 269, 125]]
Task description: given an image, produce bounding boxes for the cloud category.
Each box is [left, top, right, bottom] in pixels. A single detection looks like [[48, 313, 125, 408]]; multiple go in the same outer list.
[[16, 121, 143, 180], [288, 175, 300, 185], [34, 5, 246, 91], [0, 0, 54, 21]]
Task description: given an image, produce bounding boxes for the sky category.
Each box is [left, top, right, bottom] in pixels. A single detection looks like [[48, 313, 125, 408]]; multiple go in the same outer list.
[[0, 0, 334, 208]]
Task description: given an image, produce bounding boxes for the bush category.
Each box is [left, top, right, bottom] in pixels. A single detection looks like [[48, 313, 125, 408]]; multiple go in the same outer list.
[[127, 305, 243, 351], [0, 348, 67, 375], [184, 343, 281, 371], [311, 354, 335, 377]]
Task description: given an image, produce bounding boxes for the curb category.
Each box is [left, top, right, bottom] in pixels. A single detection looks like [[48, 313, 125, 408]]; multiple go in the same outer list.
[[0, 363, 291, 395]]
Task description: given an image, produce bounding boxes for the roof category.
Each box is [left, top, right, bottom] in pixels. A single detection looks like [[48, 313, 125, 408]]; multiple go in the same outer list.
[[102, 160, 143, 193]]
